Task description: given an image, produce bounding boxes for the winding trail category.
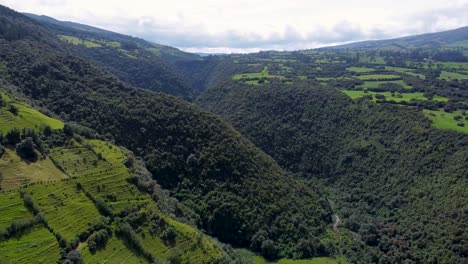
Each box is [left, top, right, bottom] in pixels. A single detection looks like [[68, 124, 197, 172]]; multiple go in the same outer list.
[[333, 214, 340, 230]]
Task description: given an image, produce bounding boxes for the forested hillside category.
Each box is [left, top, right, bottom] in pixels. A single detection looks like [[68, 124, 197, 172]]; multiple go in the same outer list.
[[0, 5, 336, 261], [197, 81, 468, 263], [25, 13, 199, 100]]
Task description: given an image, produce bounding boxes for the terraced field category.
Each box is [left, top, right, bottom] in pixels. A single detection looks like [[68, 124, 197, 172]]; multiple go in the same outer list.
[[0, 192, 31, 228], [0, 148, 67, 190], [79, 236, 147, 263], [26, 181, 103, 241], [0, 227, 61, 263]]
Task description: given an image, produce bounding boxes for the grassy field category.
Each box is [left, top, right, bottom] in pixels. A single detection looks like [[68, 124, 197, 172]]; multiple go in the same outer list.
[[59, 35, 102, 48], [358, 80, 412, 89], [0, 191, 31, 228], [232, 66, 284, 85], [341, 90, 448, 102], [356, 74, 401, 81], [359, 56, 386, 64], [0, 226, 61, 263], [346, 67, 376, 73], [423, 110, 468, 133], [438, 71, 468, 81], [0, 148, 67, 191], [0, 92, 63, 133], [439, 62, 468, 71], [385, 66, 425, 79]]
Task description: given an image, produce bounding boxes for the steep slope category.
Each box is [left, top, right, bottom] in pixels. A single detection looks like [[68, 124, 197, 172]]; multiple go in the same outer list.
[[197, 81, 468, 263], [0, 5, 333, 259], [327, 26, 468, 49], [25, 13, 199, 100], [0, 91, 229, 264]]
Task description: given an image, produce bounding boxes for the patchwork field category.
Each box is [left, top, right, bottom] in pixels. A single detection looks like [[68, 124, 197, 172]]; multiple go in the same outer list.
[[385, 66, 425, 79], [233, 66, 285, 85]]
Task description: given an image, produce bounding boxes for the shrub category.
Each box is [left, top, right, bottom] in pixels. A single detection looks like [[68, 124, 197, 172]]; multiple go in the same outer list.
[[16, 137, 37, 160], [7, 104, 18, 115], [5, 128, 21, 144]]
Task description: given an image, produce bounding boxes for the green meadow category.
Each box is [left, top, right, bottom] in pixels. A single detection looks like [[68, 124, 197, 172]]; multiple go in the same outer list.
[[346, 67, 376, 73], [356, 74, 401, 81], [232, 66, 284, 85], [341, 90, 448, 102], [423, 110, 468, 133], [358, 80, 412, 89], [438, 71, 468, 80], [0, 91, 63, 133], [385, 66, 425, 79]]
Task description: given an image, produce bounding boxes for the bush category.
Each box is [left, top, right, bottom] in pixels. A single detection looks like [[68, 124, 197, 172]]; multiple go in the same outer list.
[[16, 137, 37, 160], [7, 104, 18, 115], [5, 128, 21, 144]]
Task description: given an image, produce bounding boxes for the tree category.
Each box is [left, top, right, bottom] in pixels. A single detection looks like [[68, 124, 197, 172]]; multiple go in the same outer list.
[[7, 104, 18, 115], [64, 250, 84, 264], [16, 137, 37, 160], [6, 128, 21, 145], [261, 240, 277, 260]]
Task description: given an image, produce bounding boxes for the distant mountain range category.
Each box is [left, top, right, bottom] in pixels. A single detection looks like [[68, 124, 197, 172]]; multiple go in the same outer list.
[[325, 26, 468, 49]]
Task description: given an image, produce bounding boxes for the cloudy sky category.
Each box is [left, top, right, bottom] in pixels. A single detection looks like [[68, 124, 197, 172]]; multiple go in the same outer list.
[[2, 0, 468, 53]]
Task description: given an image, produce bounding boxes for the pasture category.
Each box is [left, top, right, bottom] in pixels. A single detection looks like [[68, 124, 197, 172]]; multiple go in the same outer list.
[[423, 110, 468, 133]]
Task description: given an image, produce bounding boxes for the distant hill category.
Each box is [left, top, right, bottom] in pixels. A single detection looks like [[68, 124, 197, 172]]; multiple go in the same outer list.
[[25, 13, 200, 100], [323, 26, 468, 49]]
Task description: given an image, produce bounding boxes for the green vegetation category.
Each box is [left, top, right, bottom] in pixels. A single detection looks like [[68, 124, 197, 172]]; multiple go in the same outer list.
[[59, 35, 102, 48], [232, 66, 285, 85], [2, 5, 468, 263], [0, 148, 67, 190], [356, 74, 401, 81], [341, 90, 448, 102], [0, 91, 63, 132], [438, 71, 468, 80], [423, 109, 468, 133], [384, 66, 425, 79], [0, 192, 32, 228], [0, 227, 61, 263], [358, 80, 411, 89], [346, 67, 375, 73], [197, 83, 467, 263]]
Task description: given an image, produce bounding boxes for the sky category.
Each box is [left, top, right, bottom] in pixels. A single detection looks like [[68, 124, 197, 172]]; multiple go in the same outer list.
[[2, 0, 468, 53]]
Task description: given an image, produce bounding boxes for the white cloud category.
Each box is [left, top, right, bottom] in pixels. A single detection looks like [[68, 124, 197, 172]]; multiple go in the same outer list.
[[1, 0, 468, 53]]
